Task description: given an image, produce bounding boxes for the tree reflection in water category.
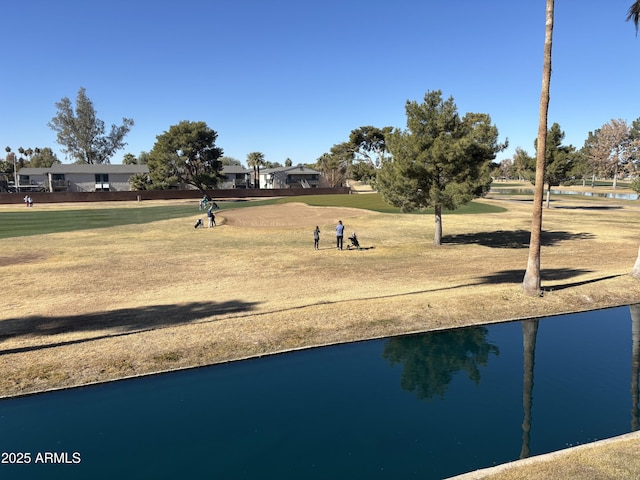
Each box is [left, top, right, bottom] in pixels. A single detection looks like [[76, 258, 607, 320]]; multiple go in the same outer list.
[[382, 326, 499, 401]]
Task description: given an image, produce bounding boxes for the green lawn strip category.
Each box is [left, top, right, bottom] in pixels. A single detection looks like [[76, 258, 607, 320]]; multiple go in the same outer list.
[[0, 205, 198, 239], [0, 195, 505, 239], [271, 193, 506, 215], [0, 200, 297, 239]]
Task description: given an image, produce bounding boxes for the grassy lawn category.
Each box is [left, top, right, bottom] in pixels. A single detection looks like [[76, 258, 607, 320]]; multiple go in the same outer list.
[[272, 193, 505, 214], [0, 194, 505, 239]]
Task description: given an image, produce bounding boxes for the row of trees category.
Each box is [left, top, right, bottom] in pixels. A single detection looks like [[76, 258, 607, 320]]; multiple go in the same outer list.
[[493, 118, 640, 206], [1, 147, 61, 179]]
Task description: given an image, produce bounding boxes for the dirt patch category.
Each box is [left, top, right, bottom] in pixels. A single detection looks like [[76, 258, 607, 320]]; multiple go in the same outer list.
[[220, 202, 375, 227], [0, 253, 45, 267]]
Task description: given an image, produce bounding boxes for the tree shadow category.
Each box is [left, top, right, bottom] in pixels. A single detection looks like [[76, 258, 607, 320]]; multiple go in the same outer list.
[[477, 268, 594, 285], [552, 205, 624, 210], [0, 300, 259, 354], [444, 230, 594, 249], [544, 274, 624, 291]]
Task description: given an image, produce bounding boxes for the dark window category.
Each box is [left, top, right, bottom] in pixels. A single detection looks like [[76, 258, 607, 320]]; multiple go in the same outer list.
[[95, 174, 110, 191]]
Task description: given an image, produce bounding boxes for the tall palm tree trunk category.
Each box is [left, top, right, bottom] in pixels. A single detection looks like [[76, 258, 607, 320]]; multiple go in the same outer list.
[[522, 0, 554, 296], [632, 245, 640, 278]]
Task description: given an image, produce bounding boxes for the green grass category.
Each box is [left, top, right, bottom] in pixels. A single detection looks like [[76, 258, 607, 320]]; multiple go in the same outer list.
[[0, 205, 198, 239], [270, 193, 506, 215], [0, 194, 505, 239]]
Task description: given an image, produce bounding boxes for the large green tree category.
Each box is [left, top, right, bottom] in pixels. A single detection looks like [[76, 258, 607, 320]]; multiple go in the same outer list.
[[376, 90, 505, 245], [531, 123, 577, 207], [522, 0, 554, 296], [585, 118, 638, 189], [349, 126, 392, 167], [48, 87, 134, 164], [315, 143, 351, 187], [29, 147, 61, 168], [147, 121, 224, 191], [348, 125, 392, 183]]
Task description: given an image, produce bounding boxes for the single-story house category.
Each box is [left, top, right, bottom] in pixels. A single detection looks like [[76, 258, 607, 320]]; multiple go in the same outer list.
[[17, 164, 149, 192], [259, 165, 321, 189], [16, 164, 254, 192], [219, 165, 251, 189]]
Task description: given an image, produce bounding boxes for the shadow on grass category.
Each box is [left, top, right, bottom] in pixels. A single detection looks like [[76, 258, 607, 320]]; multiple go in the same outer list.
[[553, 205, 624, 210], [476, 268, 624, 291], [543, 274, 625, 291], [444, 230, 594, 249], [0, 300, 259, 355], [476, 268, 594, 285]]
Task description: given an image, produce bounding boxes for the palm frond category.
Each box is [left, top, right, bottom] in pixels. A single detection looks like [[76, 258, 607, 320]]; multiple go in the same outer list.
[[628, 1, 640, 34]]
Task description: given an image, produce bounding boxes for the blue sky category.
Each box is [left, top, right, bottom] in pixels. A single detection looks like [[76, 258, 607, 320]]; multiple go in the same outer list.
[[1, 0, 639, 166]]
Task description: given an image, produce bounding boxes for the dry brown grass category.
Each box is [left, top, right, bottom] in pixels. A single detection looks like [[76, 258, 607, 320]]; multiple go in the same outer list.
[[2, 192, 640, 396], [2, 188, 640, 478], [450, 432, 640, 480]]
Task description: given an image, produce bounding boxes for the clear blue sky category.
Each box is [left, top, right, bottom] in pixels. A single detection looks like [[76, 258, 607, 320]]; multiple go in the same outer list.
[[1, 0, 639, 166]]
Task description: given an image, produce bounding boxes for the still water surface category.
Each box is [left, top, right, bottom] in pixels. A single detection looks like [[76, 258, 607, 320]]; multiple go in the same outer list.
[[1, 306, 638, 479], [491, 186, 639, 200]]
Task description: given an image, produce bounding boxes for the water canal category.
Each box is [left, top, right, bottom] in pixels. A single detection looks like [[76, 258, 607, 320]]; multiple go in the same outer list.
[[1, 305, 639, 479], [490, 186, 639, 201]]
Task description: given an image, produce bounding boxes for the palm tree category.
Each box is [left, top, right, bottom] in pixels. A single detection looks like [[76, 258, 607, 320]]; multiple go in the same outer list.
[[633, 247, 640, 279], [629, 2, 640, 276], [246, 152, 265, 188], [522, 0, 554, 296], [629, 1, 640, 33]]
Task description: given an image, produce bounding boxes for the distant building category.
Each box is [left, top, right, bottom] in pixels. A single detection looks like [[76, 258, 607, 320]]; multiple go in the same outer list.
[[17, 164, 149, 192], [259, 165, 321, 189], [15, 164, 253, 192], [219, 165, 251, 189]]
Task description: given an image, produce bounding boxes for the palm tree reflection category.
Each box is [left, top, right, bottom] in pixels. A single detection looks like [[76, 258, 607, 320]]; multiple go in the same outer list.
[[631, 304, 640, 431], [520, 319, 539, 459]]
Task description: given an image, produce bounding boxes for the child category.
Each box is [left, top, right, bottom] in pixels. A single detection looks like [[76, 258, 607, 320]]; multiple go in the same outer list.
[[207, 207, 216, 228]]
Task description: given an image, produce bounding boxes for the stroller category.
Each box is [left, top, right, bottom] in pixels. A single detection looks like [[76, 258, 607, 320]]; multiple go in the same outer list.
[[347, 232, 361, 250]]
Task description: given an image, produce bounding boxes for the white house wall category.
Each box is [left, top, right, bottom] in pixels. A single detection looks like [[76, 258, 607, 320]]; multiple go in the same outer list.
[[65, 173, 136, 192]]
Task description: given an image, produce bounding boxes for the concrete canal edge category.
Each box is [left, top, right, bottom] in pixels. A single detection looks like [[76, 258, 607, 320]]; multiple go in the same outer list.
[[444, 430, 640, 479]]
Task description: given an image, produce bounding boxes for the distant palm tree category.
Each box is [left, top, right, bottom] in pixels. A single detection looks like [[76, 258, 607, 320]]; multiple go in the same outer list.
[[246, 152, 265, 188], [628, 1, 640, 33], [522, 0, 554, 296]]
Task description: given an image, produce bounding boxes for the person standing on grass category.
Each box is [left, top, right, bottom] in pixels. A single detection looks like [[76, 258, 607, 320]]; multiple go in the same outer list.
[[336, 220, 344, 250], [207, 207, 216, 228], [313, 226, 320, 250]]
